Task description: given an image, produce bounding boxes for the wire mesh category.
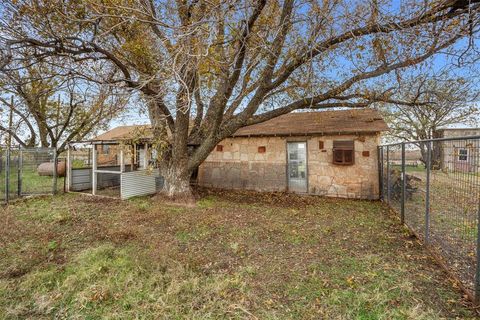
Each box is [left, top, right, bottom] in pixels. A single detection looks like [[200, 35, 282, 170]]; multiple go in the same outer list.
[[95, 171, 121, 198], [0, 146, 20, 202], [0, 147, 6, 202], [8, 148, 19, 201], [0, 146, 61, 204], [403, 142, 427, 239], [68, 143, 136, 198], [387, 144, 402, 214], [429, 138, 479, 294], [379, 136, 480, 302], [20, 148, 60, 195]]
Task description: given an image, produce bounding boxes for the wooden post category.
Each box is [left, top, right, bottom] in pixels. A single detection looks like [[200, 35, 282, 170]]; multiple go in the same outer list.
[[120, 147, 125, 173], [18, 146, 22, 197], [133, 144, 137, 170], [66, 144, 71, 192], [52, 148, 58, 195], [92, 144, 97, 195], [143, 142, 148, 169]]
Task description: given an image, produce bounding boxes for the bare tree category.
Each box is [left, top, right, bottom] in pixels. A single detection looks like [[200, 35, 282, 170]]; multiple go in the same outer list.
[[0, 63, 128, 152], [380, 71, 479, 165], [1, 0, 479, 198], [383, 74, 479, 142]]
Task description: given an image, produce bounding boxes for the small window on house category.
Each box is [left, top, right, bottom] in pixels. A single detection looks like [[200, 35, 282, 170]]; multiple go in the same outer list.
[[362, 151, 370, 157], [216, 145, 223, 152], [459, 148, 468, 161], [333, 140, 354, 165], [101, 145, 110, 154], [258, 146, 266, 153], [319, 141, 324, 149]]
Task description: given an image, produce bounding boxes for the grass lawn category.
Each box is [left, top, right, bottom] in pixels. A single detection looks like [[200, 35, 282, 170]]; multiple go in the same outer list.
[[1, 169, 64, 201], [384, 165, 479, 294], [0, 190, 477, 319]]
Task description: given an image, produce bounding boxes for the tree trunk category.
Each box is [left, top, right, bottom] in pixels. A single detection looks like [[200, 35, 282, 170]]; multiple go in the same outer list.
[[160, 162, 194, 202]]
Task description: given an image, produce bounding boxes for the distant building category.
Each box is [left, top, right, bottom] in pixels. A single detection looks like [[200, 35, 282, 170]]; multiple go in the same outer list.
[[434, 128, 480, 173]]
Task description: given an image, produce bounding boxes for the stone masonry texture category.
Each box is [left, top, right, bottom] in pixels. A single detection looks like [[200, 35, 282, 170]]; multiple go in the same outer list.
[[198, 134, 381, 199]]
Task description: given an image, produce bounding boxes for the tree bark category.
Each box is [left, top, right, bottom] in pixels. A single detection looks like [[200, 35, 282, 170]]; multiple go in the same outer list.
[[160, 161, 193, 201]]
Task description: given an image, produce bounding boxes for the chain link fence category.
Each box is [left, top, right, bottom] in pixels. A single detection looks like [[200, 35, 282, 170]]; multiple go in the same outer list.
[[379, 136, 480, 303], [0, 145, 64, 204]]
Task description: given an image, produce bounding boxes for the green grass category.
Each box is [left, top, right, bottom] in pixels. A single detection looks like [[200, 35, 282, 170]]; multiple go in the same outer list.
[[0, 169, 64, 201], [0, 191, 476, 319], [390, 164, 426, 173], [20, 169, 64, 194], [386, 165, 479, 292]]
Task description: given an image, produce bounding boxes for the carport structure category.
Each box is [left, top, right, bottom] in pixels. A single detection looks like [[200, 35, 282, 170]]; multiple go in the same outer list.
[[66, 130, 163, 199]]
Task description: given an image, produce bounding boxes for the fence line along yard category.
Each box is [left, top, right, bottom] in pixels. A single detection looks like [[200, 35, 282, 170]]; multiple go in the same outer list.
[[379, 135, 480, 304], [0, 145, 64, 204]]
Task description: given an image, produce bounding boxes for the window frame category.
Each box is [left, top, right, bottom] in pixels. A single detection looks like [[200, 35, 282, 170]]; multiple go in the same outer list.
[[458, 148, 468, 161], [332, 140, 355, 165], [101, 144, 110, 154]]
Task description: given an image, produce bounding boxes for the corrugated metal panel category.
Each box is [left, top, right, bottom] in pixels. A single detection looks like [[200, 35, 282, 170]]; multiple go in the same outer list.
[[121, 169, 163, 200], [71, 168, 91, 191]]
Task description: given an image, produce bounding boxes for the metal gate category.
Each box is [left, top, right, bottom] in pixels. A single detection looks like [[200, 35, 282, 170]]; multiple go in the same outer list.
[[1, 146, 62, 204]]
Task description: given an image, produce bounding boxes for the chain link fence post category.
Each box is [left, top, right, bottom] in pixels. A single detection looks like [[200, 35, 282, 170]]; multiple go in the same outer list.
[[386, 145, 390, 204], [476, 198, 480, 304], [17, 146, 22, 197], [378, 146, 383, 200], [401, 142, 405, 224], [425, 141, 431, 244], [5, 147, 10, 204]]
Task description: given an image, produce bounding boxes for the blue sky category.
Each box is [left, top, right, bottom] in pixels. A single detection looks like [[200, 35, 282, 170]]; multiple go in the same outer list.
[[109, 38, 480, 132]]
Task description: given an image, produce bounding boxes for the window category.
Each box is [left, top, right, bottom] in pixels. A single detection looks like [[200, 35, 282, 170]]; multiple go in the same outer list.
[[258, 146, 266, 153], [459, 148, 468, 161], [319, 141, 324, 149], [216, 145, 223, 152], [362, 151, 370, 157], [101, 144, 110, 154], [333, 140, 354, 165]]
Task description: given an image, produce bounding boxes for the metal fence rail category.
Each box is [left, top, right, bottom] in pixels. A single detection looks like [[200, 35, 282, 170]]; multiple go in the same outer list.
[[379, 136, 480, 303], [1, 145, 63, 204]]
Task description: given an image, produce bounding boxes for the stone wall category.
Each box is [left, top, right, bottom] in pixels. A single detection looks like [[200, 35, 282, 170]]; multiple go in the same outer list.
[[198, 134, 381, 199], [198, 137, 287, 191], [307, 135, 380, 199]]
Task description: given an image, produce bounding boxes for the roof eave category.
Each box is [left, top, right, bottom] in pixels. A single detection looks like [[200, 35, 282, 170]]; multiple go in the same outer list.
[[232, 129, 387, 138]]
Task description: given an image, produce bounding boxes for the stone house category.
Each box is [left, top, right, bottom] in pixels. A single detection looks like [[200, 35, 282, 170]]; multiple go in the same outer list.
[[434, 128, 480, 173], [86, 109, 388, 199], [198, 109, 388, 199]]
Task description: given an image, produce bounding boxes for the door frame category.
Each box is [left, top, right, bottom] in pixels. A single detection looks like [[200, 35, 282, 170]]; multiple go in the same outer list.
[[285, 140, 308, 193]]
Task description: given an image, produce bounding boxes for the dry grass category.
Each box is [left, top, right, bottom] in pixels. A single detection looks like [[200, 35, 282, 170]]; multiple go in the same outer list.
[[0, 189, 477, 319]]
